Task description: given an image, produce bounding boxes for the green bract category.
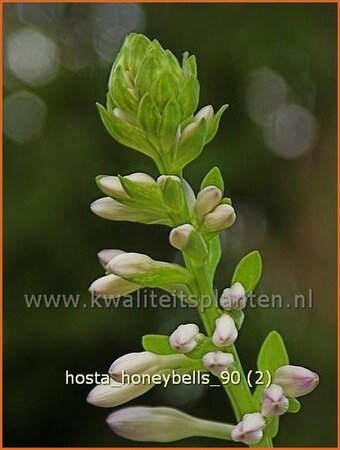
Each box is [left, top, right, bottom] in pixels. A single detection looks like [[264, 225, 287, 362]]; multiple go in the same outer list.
[[97, 33, 228, 174]]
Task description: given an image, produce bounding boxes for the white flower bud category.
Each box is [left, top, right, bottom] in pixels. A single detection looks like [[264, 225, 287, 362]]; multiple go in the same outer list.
[[231, 413, 265, 445], [97, 176, 127, 198], [97, 249, 125, 268], [212, 315, 238, 347], [195, 186, 223, 217], [273, 365, 319, 398], [195, 105, 214, 121], [109, 352, 187, 382], [87, 380, 154, 408], [202, 351, 234, 376], [202, 204, 236, 232], [169, 224, 194, 250], [261, 384, 289, 417], [91, 197, 159, 223], [107, 252, 153, 278], [219, 282, 247, 310], [169, 323, 200, 353], [180, 120, 201, 143], [124, 172, 156, 185], [89, 274, 139, 297], [156, 175, 181, 188], [107, 406, 234, 442]]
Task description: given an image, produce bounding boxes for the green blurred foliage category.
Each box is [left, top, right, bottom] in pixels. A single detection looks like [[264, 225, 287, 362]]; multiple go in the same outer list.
[[4, 3, 336, 447]]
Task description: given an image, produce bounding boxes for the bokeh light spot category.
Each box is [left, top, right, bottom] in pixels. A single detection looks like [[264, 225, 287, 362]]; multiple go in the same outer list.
[[264, 104, 317, 159], [92, 4, 144, 63], [7, 27, 60, 86], [245, 67, 288, 126], [4, 91, 47, 144]]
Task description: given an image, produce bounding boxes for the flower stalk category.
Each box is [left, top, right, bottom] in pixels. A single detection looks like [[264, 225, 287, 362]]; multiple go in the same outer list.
[[87, 32, 319, 447]]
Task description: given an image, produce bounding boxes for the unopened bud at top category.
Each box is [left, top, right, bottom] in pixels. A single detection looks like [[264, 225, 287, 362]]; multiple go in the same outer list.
[[261, 384, 289, 417], [219, 282, 247, 310], [202, 351, 234, 377], [169, 323, 201, 353], [169, 224, 194, 250], [202, 204, 236, 232], [195, 105, 214, 122], [231, 413, 265, 445], [212, 315, 238, 347], [273, 365, 319, 398], [195, 186, 223, 218]]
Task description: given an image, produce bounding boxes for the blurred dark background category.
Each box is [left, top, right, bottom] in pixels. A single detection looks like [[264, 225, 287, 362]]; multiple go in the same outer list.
[[3, 3, 337, 447]]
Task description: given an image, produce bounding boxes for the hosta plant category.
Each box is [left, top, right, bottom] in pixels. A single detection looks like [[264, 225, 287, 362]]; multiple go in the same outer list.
[[87, 33, 319, 447]]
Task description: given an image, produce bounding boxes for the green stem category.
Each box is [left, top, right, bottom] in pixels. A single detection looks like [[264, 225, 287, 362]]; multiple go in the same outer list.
[[183, 255, 273, 447]]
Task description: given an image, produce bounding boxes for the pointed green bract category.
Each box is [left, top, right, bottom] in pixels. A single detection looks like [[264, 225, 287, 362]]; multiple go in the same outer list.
[[201, 167, 225, 193], [231, 250, 262, 294]]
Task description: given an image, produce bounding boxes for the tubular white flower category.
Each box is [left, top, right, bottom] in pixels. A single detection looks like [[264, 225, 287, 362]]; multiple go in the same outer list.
[[219, 282, 247, 310], [107, 406, 235, 442], [202, 204, 236, 232], [87, 380, 154, 408], [109, 351, 188, 382], [231, 412, 265, 445], [273, 365, 319, 398], [195, 186, 222, 217], [169, 323, 201, 353], [107, 252, 153, 278], [261, 384, 289, 417], [169, 224, 194, 250], [202, 351, 234, 376], [195, 105, 214, 121], [89, 274, 140, 297], [90, 197, 160, 223], [212, 314, 238, 347], [97, 249, 125, 268]]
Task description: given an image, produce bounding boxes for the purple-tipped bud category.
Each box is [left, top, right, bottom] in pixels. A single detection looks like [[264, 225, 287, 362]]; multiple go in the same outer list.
[[273, 365, 319, 398], [202, 351, 234, 376], [231, 413, 265, 445], [212, 315, 238, 347], [195, 186, 223, 217], [169, 323, 201, 353], [219, 282, 247, 310], [261, 384, 289, 417], [89, 274, 139, 297], [97, 249, 125, 268]]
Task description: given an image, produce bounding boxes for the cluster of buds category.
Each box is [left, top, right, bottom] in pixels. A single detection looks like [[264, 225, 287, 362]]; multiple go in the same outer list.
[[87, 351, 191, 408], [96, 33, 227, 174], [194, 185, 236, 233], [89, 249, 194, 299], [231, 365, 319, 445], [169, 319, 237, 377], [92, 172, 197, 226], [87, 346, 237, 442]]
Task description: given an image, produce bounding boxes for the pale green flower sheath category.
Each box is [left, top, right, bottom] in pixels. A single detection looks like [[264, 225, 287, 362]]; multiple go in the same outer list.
[[87, 33, 319, 447]]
